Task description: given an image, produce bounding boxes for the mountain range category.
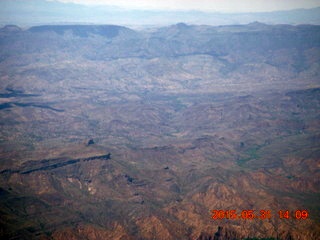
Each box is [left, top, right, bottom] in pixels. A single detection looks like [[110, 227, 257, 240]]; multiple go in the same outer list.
[[0, 22, 319, 239]]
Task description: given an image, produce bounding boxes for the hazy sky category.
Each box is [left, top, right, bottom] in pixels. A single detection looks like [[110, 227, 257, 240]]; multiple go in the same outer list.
[[53, 0, 320, 12], [1, 0, 320, 26]]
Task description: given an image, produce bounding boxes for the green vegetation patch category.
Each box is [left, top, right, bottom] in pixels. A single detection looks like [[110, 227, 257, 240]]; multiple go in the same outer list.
[[237, 146, 261, 167]]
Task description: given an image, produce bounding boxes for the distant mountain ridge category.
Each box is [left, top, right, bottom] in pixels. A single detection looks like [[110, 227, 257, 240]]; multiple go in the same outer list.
[[28, 25, 134, 38], [2, 22, 317, 63]]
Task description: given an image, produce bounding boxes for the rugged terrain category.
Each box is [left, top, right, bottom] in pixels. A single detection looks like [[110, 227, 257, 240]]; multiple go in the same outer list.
[[0, 23, 320, 239]]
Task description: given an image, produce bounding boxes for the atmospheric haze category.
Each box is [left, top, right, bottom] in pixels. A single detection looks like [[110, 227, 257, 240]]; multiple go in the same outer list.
[[51, 0, 320, 12]]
